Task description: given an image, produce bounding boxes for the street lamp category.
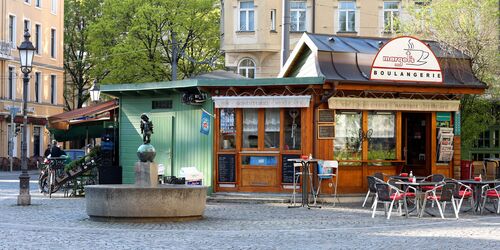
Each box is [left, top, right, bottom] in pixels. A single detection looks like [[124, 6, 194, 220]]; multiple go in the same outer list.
[[17, 29, 36, 206], [89, 80, 101, 102]]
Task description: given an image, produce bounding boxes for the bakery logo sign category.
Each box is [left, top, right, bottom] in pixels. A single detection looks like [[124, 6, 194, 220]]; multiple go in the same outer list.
[[370, 36, 442, 83]]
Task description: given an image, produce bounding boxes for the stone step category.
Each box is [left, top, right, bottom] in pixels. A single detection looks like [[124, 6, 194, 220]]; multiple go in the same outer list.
[[208, 192, 365, 204]]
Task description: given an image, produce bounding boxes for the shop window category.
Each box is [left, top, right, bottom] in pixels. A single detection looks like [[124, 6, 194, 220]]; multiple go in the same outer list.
[[238, 58, 256, 78], [334, 111, 362, 160], [368, 111, 396, 160], [265, 109, 280, 149], [338, 1, 356, 32], [220, 108, 236, 150], [284, 108, 301, 150], [290, 1, 306, 32], [243, 109, 258, 148], [383, 1, 400, 33]]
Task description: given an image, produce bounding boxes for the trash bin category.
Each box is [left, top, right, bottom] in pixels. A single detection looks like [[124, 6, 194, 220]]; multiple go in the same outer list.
[[460, 160, 474, 180]]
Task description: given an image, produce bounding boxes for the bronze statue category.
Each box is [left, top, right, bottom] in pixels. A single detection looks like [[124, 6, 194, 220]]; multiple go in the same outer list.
[[140, 113, 154, 144]]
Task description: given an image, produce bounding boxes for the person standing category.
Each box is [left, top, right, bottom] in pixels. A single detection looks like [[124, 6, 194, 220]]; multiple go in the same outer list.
[[50, 140, 66, 158], [43, 144, 51, 158]]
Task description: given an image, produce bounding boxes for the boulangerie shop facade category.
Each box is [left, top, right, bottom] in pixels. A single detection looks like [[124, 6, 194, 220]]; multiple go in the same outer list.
[[272, 34, 486, 194]]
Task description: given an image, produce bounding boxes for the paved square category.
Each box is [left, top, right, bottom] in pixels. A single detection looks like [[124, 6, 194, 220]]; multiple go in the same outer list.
[[0, 171, 499, 249]]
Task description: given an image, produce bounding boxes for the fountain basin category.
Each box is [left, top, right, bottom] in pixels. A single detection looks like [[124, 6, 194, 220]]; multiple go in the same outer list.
[[85, 184, 207, 222]]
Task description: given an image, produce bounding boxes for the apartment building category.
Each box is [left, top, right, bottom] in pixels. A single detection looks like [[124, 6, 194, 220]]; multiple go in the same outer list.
[[222, 0, 414, 78], [0, 0, 64, 160]]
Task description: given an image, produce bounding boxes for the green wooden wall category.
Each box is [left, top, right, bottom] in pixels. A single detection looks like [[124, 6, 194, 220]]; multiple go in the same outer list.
[[119, 93, 214, 193]]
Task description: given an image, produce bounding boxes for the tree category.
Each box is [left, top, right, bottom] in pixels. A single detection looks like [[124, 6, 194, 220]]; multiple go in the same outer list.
[[64, 0, 104, 110], [87, 0, 223, 84], [401, 0, 500, 155]]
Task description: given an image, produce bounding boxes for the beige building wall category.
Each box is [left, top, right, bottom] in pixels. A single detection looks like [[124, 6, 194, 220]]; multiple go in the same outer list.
[[0, 0, 64, 160], [223, 0, 410, 78]]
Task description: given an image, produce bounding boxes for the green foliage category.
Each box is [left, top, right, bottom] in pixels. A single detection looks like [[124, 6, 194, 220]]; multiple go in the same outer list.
[[460, 96, 497, 151], [64, 146, 101, 172], [87, 0, 223, 84], [400, 0, 499, 159], [64, 0, 104, 109], [368, 149, 396, 161], [400, 0, 499, 90]]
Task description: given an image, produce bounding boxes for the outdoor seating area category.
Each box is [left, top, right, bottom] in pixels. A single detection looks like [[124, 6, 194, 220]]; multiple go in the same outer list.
[[366, 172, 500, 219]]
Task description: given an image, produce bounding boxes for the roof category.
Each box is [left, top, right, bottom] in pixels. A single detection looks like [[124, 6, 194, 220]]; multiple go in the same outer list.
[[193, 70, 247, 80], [101, 76, 325, 96], [48, 99, 118, 124], [279, 33, 485, 88], [306, 34, 468, 58]]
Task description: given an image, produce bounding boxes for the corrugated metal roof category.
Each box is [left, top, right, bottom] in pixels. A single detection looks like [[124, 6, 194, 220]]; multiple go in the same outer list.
[[309, 34, 468, 58], [281, 33, 485, 88]]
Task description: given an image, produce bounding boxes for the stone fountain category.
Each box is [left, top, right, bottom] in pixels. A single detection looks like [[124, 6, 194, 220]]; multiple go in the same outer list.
[[85, 114, 207, 222]]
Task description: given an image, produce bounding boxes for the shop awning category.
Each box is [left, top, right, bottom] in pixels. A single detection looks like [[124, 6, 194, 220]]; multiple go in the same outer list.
[[48, 121, 108, 142], [213, 95, 311, 108], [48, 99, 118, 130], [328, 97, 460, 112]]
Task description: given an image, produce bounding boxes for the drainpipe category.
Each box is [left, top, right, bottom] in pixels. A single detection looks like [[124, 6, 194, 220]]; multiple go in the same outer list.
[[312, 0, 316, 33], [281, 0, 290, 67]]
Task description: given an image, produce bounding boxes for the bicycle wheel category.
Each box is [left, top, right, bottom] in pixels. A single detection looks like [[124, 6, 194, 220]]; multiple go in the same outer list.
[[39, 173, 49, 194]]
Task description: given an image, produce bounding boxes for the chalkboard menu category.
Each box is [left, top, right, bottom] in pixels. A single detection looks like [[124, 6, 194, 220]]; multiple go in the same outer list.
[[282, 154, 300, 183], [218, 154, 235, 182], [318, 109, 335, 123], [318, 124, 335, 139]]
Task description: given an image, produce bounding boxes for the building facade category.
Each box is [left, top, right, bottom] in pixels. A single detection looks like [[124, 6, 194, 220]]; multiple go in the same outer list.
[[0, 0, 64, 162], [222, 0, 418, 78]]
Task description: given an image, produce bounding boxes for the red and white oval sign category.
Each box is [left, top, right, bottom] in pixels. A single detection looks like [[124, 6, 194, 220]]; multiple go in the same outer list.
[[370, 36, 442, 83]]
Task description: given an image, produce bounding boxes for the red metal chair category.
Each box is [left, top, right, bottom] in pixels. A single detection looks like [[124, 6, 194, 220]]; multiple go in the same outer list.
[[480, 184, 500, 214], [420, 174, 445, 191], [372, 182, 408, 219], [420, 182, 458, 219]]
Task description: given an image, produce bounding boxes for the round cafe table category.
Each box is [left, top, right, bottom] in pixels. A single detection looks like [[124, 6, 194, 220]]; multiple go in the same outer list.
[[287, 158, 321, 209]]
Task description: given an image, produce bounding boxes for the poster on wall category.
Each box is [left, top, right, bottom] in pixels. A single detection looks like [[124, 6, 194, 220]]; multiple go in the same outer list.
[[437, 127, 454, 162], [200, 110, 210, 135]]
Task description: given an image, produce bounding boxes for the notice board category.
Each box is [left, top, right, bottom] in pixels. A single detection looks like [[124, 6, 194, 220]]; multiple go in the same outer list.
[[218, 154, 235, 182], [282, 154, 300, 184]]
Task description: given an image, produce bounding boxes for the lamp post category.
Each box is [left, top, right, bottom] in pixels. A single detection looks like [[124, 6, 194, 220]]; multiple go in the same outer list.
[[17, 29, 36, 206], [89, 80, 101, 103]]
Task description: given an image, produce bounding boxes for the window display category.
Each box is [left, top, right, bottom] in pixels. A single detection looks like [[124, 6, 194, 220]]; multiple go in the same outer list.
[[368, 111, 396, 160], [220, 108, 236, 150], [334, 111, 362, 160], [243, 109, 258, 148], [265, 108, 280, 148], [284, 109, 301, 150]]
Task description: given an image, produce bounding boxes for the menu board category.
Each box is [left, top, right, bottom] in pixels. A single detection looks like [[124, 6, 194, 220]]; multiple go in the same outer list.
[[282, 154, 300, 183], [318, 124, 335, 139], [318, 109, 335, 123], [218, 154, 235, 182]]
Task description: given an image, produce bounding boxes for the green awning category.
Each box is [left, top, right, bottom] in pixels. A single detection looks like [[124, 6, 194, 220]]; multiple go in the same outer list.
[[49, 122, 107, 141]]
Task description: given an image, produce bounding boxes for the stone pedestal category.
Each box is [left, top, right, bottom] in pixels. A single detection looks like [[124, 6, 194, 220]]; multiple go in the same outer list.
[[135, 161, 158, 187]]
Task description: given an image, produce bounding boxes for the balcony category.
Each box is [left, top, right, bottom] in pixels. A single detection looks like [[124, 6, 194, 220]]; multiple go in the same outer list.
[[0, 41, 14, 60]]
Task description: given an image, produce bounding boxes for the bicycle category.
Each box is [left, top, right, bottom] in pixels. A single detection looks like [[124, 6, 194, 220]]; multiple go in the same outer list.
[[38, 157, 66, 197]]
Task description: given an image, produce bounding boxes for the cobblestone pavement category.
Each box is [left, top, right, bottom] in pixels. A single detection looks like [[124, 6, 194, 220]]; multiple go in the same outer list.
[[0, 171, 499, 249]]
